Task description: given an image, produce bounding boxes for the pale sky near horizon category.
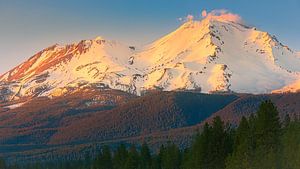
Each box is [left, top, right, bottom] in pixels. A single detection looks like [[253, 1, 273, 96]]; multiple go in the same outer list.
[[0, 0, 299, 74]]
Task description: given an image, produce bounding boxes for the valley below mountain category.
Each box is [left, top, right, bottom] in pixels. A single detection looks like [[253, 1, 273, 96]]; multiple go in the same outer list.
[[0, 89, 300, 161]]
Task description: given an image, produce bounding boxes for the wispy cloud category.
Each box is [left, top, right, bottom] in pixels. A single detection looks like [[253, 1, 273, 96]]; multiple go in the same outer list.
[[201, 9, 207, 18], [204, 9, 243, 24], [180, 9, 244, 24], [178, 14, 194, 22]]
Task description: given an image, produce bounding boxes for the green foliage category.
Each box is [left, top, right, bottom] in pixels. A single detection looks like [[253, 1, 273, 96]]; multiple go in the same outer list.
[[140, 142, 152, 169], [113, 144, 128, 169], [125, 145, 140, 169], [150, 155, 161, 169], [255, 100, 281, 149], [182, 117, 233, 169], [160, 143, 181, 169], [182, 123, 211, 169], [93, 145, 113, 169], [281, 120, 300, 169], [252, 100, 281, 169], [226, 100, 282, 169], [0, 157, 6, 169], [226, 117, 254, 169]]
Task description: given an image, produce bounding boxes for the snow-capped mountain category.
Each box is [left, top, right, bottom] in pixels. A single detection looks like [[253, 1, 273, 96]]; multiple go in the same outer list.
[[1, 14, 300, 101], [0, 37, 142, 100], [133, 18, 300, 93]]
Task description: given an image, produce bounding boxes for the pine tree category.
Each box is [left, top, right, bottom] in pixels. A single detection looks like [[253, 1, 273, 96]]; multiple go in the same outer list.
[[125, 145, 140, 169], [281, 120, 300, 169], [183, 123, 212, 169], [253, 100, 281, 169], [160, 143, 181, 169], [140, 142, 152, 169], [224, 124, 235, 156], [150, 145, 165, 169], [150, 155, 161, 169], [180, 148, 190, 169], [94, 145, 113, 169], [100, 146, 113, 169], [209, 116, 228, 169], [0, 158, 6, 169], [113, 144, 128, 169], [226, 117, 253, 169]]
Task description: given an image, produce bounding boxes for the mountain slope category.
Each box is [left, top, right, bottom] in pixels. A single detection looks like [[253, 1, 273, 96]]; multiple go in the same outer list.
[[0, 88, 135, 144], [0, 37, 141, 100], [133, 18, 300, 93], [1, 91, 300, 161], [0, 91, 237, 145], [1, 13, 300, 101], [272, 79, 300, 93]]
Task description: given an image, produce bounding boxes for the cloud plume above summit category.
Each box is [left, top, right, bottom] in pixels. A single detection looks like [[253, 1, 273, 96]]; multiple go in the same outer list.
[[203, 9, 244, 24], [181, 9, 244, 24]]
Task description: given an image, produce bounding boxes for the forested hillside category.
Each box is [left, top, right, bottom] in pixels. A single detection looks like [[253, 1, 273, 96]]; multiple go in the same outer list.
[[1, 100, 299, 169]]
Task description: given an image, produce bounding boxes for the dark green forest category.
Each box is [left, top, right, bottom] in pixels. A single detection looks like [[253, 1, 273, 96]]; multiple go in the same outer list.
[[1, 100, 299, 169]]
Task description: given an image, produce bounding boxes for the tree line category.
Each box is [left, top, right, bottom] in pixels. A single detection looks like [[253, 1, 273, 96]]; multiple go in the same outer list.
[[1, 100, 299, 169]]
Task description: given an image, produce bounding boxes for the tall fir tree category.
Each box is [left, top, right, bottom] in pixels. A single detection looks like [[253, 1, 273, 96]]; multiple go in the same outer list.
[[140, 142, 152, 169], [113, 144, 128, 169], [160, 143, 181, 169], [281, 120, 300, 169], [182, 123, 212, 169], [94, 145, 113, 169], [226, 117, 254, 169], [0, 157, 6, 169], [253, 100, 281, 169], [209, 116, 228, 169], [124, 145, 140, 169], [101, 146, 113, 169], [150, 155, 161, 169]]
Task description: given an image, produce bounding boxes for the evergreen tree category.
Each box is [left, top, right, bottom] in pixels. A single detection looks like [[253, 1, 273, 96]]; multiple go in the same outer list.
[[180, 148, 191, 169], [160, 143, 181, 169], [113, 144, 128, 169], [150, 145, 165, 169], [281, 120, 300, 169], [150, 155, 161, 169], [0, 158, 6, 169], [182, 123, 212, 169], [226, 117, 253, 169], [209, 116, 228, 169], [100, 146, 113, 169], [224, 124, 235, 156], [253, 100, 281, 169], [93, 146, 113, 169], [140, 142, 152, 169], [125, 145, 140, 169]]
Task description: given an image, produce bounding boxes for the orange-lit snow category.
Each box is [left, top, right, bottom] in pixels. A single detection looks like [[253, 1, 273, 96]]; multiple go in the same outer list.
[[273, 80, 300, 93], [1, 11, 300, 99]]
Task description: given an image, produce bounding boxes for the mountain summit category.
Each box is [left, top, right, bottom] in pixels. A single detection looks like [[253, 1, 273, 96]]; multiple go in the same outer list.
[[1, 12, 300, 101]]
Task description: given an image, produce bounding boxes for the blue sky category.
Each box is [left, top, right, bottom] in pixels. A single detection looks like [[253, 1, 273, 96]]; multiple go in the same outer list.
[[0, 0, 299, 74]]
